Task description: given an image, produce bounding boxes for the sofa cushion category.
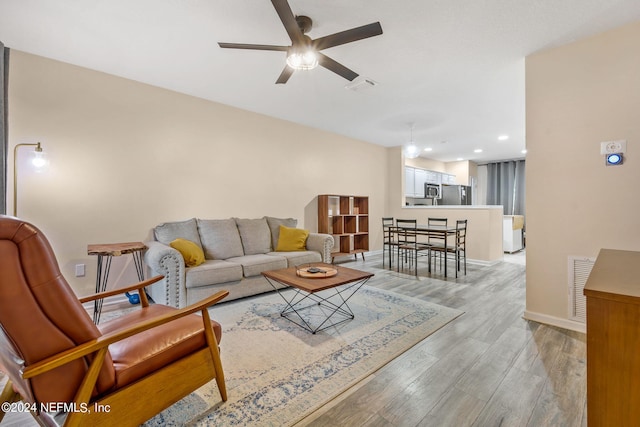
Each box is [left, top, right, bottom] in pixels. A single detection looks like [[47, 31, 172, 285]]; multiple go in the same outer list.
[[185, 260, 243, 288], [154, 218, 202, 249], [276, 225, 309, 252], [170, 238, 205, 267], [226, 254, 287, 278], [197, 219, 244, 260], [267, 251, 322, 267], [235, 218, 272, 255], [265, 217, 298, 250]]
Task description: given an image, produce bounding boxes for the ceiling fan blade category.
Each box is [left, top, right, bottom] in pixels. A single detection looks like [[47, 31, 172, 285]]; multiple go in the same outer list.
[[313, 22, 383, 51], [218, 42, 288, 51], [276, 65, 294, 84], [317, 53, 358, 81], [271, 0, 305, 45]]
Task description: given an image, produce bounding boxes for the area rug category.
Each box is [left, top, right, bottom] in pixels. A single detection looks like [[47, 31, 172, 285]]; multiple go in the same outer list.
[[140, 285, 462, 426]]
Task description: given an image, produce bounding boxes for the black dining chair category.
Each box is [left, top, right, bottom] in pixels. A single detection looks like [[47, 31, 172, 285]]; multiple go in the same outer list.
[[426, 217, 448, 273], [429, 219, 468, 277], [382, 217, 397, 269], [454, 219, 468, 275], [396, 219, 430, 276]]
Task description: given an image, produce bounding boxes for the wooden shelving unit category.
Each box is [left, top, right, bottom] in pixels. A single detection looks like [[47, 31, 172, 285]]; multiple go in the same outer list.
[[318, 194, 369, 262]]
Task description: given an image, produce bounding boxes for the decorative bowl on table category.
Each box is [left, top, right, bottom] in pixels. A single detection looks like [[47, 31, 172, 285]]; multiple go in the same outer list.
[[296, 263, 338, 278]]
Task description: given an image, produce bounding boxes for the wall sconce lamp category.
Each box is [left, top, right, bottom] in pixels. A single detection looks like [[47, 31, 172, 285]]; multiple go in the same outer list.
[[13, 142, 47, 217]]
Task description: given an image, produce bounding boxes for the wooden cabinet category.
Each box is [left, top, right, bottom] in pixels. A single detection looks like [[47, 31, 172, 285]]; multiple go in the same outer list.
[[318, 195, 369, 261], [584, 249, 640, 426]]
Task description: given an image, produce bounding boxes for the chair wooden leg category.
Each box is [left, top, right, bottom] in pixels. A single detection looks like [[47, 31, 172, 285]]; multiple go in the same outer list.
[[202, 309, 228, 402], [211, 344, 227, 402], [0, 379, 21, 423], [463, 250, 467, 275], [455, 252, 459, 278]]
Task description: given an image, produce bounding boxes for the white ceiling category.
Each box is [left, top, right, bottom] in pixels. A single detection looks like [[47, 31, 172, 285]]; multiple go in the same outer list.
[[2, 0, 640, 162]]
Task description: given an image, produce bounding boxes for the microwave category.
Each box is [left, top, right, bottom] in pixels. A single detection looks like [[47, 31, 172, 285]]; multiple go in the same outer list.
[[425, 183, 440, 198]]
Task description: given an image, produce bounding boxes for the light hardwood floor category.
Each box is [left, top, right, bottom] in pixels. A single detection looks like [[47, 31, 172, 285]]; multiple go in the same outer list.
[[2, 252, 586, 427], [296, 251, 587, 427]]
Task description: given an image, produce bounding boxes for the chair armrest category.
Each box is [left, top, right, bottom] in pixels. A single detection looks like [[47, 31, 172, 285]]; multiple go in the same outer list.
[[22, 290, 229, 380], [306, 233, 334, 264], [78, 275, 163, 303]]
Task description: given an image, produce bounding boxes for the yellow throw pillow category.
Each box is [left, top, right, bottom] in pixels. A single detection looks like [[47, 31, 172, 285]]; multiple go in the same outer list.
[[276, 225, 309, 252], [170, 238, 205, 267]]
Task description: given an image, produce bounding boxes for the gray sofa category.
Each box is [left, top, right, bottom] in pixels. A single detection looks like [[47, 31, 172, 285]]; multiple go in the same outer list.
[[144, 216, 334, 308]]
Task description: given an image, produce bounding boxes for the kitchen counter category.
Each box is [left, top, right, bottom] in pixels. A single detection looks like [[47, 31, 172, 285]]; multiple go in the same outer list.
[[388, 205, 504, 262]]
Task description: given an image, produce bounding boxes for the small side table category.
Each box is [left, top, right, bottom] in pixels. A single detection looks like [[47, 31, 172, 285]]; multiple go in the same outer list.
[[87, 242, 147, 324]]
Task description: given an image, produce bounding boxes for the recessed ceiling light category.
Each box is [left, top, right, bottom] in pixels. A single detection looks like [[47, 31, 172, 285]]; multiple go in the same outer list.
[[474, 149, 483, 153], [521, 149, 527, 154], [423, 147, 433, 152], [498, 135, 509, 141], [456, 157, 464, 161]]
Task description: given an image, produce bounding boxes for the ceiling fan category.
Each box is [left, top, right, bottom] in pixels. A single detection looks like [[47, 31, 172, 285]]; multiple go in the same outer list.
[[218, 0, 383, 84]]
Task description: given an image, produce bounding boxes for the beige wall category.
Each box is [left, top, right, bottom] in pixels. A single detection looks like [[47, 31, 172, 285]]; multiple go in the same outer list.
[[445, 160, 477, 186], [9, 51, 388, 296], [405, 157, 446, 172], [525, 20, 640, 330]]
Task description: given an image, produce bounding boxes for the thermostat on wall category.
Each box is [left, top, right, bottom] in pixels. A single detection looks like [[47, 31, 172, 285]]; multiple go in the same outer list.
[[606, 153, 624, 166]]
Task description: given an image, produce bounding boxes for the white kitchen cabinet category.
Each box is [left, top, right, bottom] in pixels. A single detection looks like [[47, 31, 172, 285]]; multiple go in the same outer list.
[[405, 166, 456, 196], [405, 167, 416, 196], [443, 174, 457, 185], [425, 170, 440, 184], [414, 168, 427, 197]]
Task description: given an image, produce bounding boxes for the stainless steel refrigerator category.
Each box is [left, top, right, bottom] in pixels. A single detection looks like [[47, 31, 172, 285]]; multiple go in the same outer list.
[[441, 185, 472, 205]]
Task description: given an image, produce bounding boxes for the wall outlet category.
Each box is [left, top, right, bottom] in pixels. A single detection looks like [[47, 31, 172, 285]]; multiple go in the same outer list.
[[75, 264, 85, 277]]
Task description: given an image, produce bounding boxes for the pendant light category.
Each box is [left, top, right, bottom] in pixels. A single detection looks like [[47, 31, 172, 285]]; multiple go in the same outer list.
[[404, 124, 419, 159]]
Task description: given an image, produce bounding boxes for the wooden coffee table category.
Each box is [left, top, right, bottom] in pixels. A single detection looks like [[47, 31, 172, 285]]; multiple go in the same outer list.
[[262, 263, 374, 334]]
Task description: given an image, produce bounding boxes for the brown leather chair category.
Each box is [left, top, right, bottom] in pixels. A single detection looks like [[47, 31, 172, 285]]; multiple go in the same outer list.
[[0, 216, 228, 426]]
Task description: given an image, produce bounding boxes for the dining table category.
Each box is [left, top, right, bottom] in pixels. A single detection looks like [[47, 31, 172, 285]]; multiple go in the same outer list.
[[393, 222, 460, 277]]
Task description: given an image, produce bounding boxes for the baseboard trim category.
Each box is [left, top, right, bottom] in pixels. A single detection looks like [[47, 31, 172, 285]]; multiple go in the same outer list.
[[523, 310, 586, 334], [81, 294, 131, 313]]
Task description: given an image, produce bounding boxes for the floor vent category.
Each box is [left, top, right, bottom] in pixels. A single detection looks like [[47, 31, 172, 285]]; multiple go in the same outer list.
[[568, 256, 595, 323]]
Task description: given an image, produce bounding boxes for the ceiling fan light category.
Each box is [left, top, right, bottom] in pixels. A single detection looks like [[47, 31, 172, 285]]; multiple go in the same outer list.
[[286, 49, 318, 70]]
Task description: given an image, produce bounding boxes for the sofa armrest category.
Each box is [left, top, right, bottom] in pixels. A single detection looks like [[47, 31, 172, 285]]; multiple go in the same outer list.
[[306, 233, 334, 264], [143, 241, 186, 308]]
